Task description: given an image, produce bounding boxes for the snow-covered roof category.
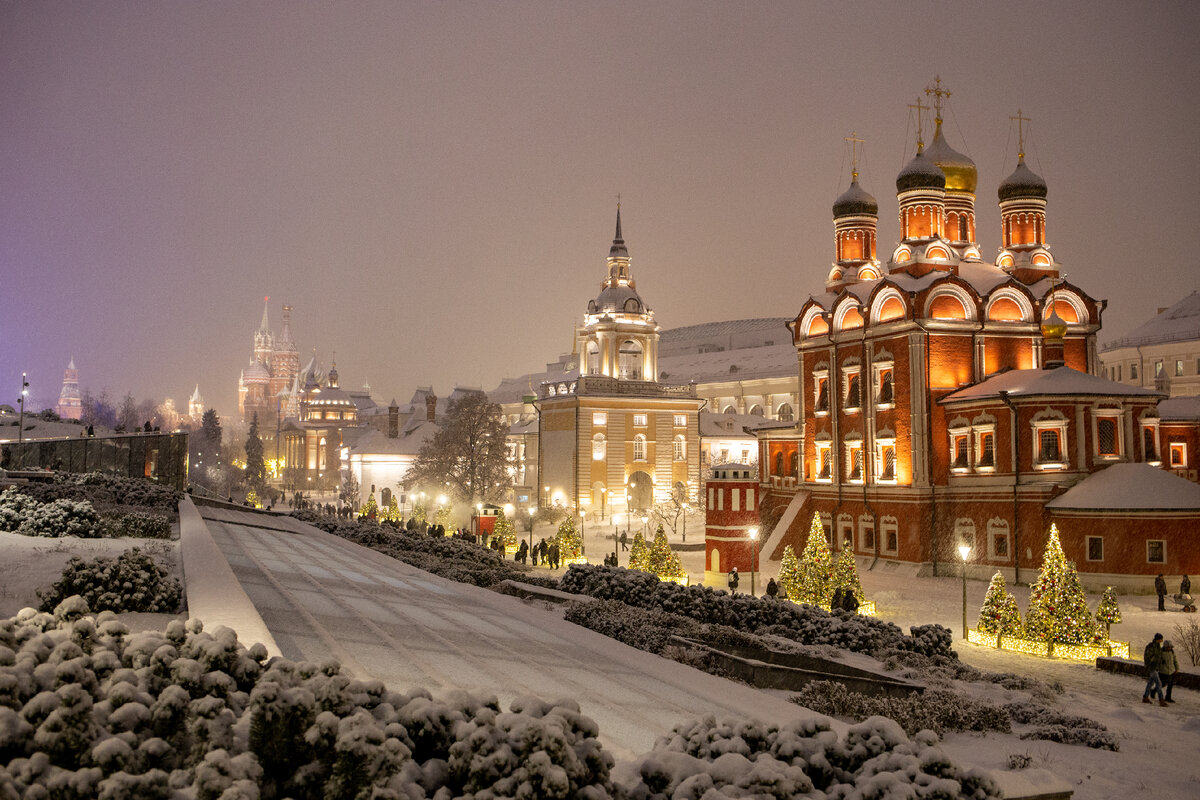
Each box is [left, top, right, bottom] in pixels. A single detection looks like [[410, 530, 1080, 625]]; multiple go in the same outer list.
[[698, 411, 767, 439], [350, 422, 437, 456], [1046, 463, 1200, 511], [941, 366, 1163, 403], [1158, 395, 1200, 421], [1102, 290, 1200, 351]]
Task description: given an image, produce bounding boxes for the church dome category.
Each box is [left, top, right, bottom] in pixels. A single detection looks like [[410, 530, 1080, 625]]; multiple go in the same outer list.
[[998, 156, 1048, 202], [896, 150, 946, 193], [924, 124, 977, 194], [593, 284, 644, 314], [243, 361, 269, 384], [1040, 305, 1068, 340], [833, 177, 878, 217]]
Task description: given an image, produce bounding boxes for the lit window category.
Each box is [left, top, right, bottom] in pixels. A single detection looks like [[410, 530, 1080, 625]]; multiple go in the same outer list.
[[977, 431, 996, 469], [633, 414, 647, 427], [673, 435, 685, 462], [845, 370, 862, 410], [815, 375, 830, 414], [1170, 442, 1187, 467], [673, 414, 687, 427], [1096, 417, 1119, 458], [876, 367, 894, 406], [1155, 360, 1164, 377], [816, 443, 832, 481], [1176, 359, 1184, 377], [1147, 540, 1165, 564], [633, 434, 646, 461], [951, 432, 970, 471], [1086, 536, 1103, 562], [593, 412, 607, 426], [847, 442, 864, 482], [1034, 421, 1068, 468], [1040, 429, 1061, 461], [876, 441, 896, 483], [592, 433, 606, 461]]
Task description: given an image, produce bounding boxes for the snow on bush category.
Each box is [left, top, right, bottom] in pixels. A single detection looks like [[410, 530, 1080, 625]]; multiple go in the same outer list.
[[1002, 702, 1118, 751], [559, 564, 954, 658], [619, 714, 1000, 799], [13, 472, 180, 516], [36, 548, 181, 614], [0, 486, 172, 541], [790, 680, 1010, 737], [101, 510, 172, 540]]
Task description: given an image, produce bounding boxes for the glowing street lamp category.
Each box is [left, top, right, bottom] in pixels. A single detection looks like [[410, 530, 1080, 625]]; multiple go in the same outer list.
[[749, 527, 759, 597], [612, 513, 621, 562], [958, 543, 972, 640], [580, 509, 587, 557], [641, 514, 648, 537], [17, 372, 29, 447]]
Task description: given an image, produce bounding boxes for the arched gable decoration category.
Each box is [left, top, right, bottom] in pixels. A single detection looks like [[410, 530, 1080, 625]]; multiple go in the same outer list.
[[834, 302, 865, 331], [1044, 291, 1087, 325], [925, 244, 952, 261], [870, 288, 907, 324], [986, 288, 1034, 323], [800, 306, 829, 338], [925, 283, 977, 322]]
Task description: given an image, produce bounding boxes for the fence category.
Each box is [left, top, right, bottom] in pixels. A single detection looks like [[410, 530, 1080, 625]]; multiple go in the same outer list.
[[0, 432, 189, 490]]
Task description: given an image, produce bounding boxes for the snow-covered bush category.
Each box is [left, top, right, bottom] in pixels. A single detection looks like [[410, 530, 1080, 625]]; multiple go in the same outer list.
[[619, 714, 1000, 799], [563, 599, 696, 655], [1, 487, 169, 540], [36, 548, 181, 613], [101, 510, 172, 540], [15, 472, 180, 516], [791, 681, 1010, 737], [0, 487, 39, 532], [16, 497, 103, 538], [559, 564, 951, 658], [1003, 701, 1117, 751]]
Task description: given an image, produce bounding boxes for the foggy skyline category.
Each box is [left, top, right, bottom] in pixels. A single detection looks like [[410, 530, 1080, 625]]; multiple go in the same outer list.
[[4, 2, 1198, 415]]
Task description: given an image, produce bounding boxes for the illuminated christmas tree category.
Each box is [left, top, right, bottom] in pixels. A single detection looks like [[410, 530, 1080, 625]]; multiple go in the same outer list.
[[777, 544, 802, 601], [830, 546, 866, 604], [383, 495, 401, 522], [494, 510, 518, 548], [795, 513, 833, 607], [245, 489, 261, 509], [648, 524, 686, 580], [976, 571, 1022, 640], [1095, 586, 1121, 641], [433, 505, 453, 532], [628, 532, 649, 572], [1023, 524, 1096, 646], [410, 501, 427, 525], [359, 494, 378, 520], [556, 515, 582, 559]]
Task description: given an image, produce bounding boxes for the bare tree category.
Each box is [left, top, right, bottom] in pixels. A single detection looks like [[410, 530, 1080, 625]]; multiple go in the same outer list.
[[405, 391, 511, 504]]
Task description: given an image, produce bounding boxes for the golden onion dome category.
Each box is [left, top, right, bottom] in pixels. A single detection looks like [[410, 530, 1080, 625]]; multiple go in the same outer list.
[[924, 121, 977, 194], [1040, 306, 1068, 340]]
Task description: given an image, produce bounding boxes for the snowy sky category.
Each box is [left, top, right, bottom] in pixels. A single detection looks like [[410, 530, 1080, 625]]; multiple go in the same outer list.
[[3, 2, 1199, 414]]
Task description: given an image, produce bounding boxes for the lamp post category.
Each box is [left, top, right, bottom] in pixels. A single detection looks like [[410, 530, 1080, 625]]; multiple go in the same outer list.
[[527, 506, 536, 555], [580, 509, 586, 558], [641, 515, 648, 537], [600, 488, 606, 520], [958, 544, 972, 640], [476, 502, 483, 542], [682, 502, 689, 542], [544, 485, 550, 506], [17, 372, 29, 448], [749, 527, 759, 597], [612, 513, 621, 562]]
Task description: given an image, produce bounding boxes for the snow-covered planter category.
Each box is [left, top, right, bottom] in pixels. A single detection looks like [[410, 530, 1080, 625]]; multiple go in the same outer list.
[[965, 628, 1129, 661], [36, 548, 181, 614], [559, 564, 954, 658]]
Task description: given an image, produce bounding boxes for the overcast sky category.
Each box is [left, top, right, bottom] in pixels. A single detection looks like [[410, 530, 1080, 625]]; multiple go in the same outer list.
[[3, 1, 1198, 415]]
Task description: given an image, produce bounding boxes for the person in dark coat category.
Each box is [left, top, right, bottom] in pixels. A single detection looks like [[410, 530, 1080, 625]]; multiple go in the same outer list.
[[1143, 633, 1168, 705], [620, 531, 629, 551], [539, 539, 549, 564], [766, 578, 779, 599], [831, 587, 845, 611], [1162, 640, 1179, 703], [727, 567, 739, 594], [842, 589, 859, 614], [1155, 574, 1168, 611], [1182, 575, 1192, 596], [549, 541, 560, 569]]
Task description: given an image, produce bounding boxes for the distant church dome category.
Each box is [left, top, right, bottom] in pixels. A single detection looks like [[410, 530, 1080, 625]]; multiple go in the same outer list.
[[896, 150, 946, 193], [924, 123, 977, 194], [243, 361, 270, 384], [998, 156, 1048, 202], [833, 177, 878, 217], [593, 285, 644, 314]]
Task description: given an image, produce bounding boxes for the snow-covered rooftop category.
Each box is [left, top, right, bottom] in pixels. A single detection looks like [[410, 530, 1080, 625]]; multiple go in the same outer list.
[[942, 366, 1163, 403], [698, 411, 767, 439], [1102, 290, 1200, 351], [1157, 395, 1200, 421], [1046, 463, 1200, 511]]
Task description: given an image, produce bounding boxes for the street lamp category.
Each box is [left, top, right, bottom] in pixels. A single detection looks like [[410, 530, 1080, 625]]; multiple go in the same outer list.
[[580, 509, 587, 557], [682, 502, 689, 542], [527, 506, 536, 554], [749, 527, 759, 597], [17, 372, 29, 447], [600, 488, 606, 520], [958, 543, 972, 640], [544, 485, 550, 506], [612, 513, 621, 562], [641, 515, 648, 537]]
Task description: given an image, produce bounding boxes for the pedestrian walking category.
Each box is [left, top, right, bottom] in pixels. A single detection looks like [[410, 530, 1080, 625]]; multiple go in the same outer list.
[[1182, 575, 1192, 596], [832, 587, 845, 611], [766, 578, 779, 599], [1155, 574, 1168, 611], [549, 542, 560, 570], [620, 531, 628, 551], [842, 589, 859, 614], [1143, 633, 1168, 706], [727, 567, 739, 594], [1162, 640, 1179, 703], [539, 539, 549, 564]]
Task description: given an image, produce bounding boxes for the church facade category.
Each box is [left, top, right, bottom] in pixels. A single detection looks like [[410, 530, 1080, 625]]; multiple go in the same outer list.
[[237, 298, 302, 429]]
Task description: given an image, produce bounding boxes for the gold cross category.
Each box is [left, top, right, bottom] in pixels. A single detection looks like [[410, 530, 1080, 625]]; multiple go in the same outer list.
[[1010, 109, 1031, 159], [616, 192, 621, 210], [844, 132, 864, 178], [907, 97, 930, 149], [925, 75, 951, 122]]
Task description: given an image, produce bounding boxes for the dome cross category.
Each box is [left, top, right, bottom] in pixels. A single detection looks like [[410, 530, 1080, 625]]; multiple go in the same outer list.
[[1010, 109, 1031, 159]]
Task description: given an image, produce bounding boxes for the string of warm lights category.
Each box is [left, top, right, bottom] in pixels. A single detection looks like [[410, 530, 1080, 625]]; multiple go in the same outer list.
[[966, 628, 1129, 661]]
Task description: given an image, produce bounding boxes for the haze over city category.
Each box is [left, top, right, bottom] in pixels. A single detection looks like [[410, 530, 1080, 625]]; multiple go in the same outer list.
[[3, 1, 1198, 412]]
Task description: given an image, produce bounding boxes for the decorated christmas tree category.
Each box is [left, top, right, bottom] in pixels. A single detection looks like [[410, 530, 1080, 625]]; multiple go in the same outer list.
[[359, 494, 379, 520], [777, 544, 802, 601], [433, 505, 453, 532], [382, 495, 401, 522], [245, 489, 261, 509], [628, 532, 650, 572], [976, 572, 1022, 639], [648, 524, 686, 580], [494, 510, 518, 548], [795, 513, 833, 607], [1095, 586, 1121, 641], [556, 514, 582, 560], [410, 501, 427, 526], [831, 547, 866, 605], [1023, 524, 1096, 645]]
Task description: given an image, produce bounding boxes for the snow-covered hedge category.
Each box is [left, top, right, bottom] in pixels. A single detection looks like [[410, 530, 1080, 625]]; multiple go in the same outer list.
[[559, 564, 954, 658], [14, 472, 180, 515], [620, 715, 1000, 799], [1003, 701, 1118, 751], [101, 510, 172, 540], [790, 680, 1010, 737], [36, 548, 181, 614], [0, 489, 102, 538]]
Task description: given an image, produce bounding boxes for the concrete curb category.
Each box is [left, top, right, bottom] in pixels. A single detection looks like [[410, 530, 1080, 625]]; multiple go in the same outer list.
[[178, 496, 281, 657]]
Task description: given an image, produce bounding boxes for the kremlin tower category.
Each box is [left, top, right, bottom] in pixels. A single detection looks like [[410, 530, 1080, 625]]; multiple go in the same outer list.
[[55, 359, 82, 420], [238, 298, 303, 428]]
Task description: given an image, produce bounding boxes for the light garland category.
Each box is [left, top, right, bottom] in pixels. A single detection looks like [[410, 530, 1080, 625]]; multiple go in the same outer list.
[[967, 628, 1129, 661]]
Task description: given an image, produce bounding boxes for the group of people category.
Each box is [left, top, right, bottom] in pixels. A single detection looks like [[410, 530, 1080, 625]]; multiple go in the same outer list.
[[1142, 633, 1181, 705], [509, 537, 561, 569], [1154, 574, 1192, 611]]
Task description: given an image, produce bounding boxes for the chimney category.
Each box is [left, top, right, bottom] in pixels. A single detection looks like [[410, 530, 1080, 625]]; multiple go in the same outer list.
[[388, 399, 399, 438], [426, 393, 437, 423]]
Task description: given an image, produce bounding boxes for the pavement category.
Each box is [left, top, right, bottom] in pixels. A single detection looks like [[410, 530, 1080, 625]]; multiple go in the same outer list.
[[182, 499, 807, 761]]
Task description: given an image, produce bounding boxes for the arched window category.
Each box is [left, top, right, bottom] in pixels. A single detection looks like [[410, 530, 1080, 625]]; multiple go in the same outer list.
[[748, 404, 764, 417], [633, 434, 647, 461], [839, 307, 865, 330], [807, 315, 829, 336], [618, 340, 643, 380], [929, 294, 968, 320], [586, 340, 600, 375], [592, 433, 606, 461], [877, 296, 905, 323], [777, 403, 794, 422], [723, 405, 736, 415], [673, 434, 686, 462], [988, 297, 1024, 322]]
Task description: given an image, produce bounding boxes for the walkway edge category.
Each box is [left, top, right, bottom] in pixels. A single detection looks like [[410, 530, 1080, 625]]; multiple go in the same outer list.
[[179, 496, 281, 658]]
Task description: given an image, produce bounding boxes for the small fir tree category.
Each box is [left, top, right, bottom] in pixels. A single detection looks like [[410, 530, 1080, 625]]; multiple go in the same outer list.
[[648, 524, 686, 579], [556, 515, 582, 560], [1095, 586, 1121, 641], [795, 513, 833, 607], [244, 414, 266, 493], [494, 510, 518, 548], [433, 505, 453, 532], [383, 495, 401, 522], [976, 572, 1022, 640], [410, 501, 427, 525], [830, 547, 866, 605], [628, 532, 650, 572], [245, 489, 261, 509], [777, 544, 802, 601], [359, 494, 378, 520], [1023, 524, 1097, 646]]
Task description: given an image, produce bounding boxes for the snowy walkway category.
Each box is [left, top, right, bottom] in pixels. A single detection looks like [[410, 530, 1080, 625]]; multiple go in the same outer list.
[[190, 504, 809, 761]]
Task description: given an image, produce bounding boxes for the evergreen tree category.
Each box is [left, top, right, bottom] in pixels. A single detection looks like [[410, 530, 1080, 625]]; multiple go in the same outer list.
[[976, 572, 1022, 639], [433, 505, 453, 531], [648, 524, 686, 579], [383, 495, 401, 522], [359, 495, 378, 520], [556, 515, 582, 560], [795, 513, 833, 607], [1024, 524, 1097, 645], [244, 414, 266, 493], [245, 489, 260, 508], [628, 532, 650, 572], [410, 501, 427, 526], [777, 544, 802, 601], [830, 547, 866, 604], [1095, 586, 1121, 641], [494, 510, 518, 548]]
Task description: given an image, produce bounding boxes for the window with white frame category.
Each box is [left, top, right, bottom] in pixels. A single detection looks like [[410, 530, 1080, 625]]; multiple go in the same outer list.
[[1143, 421, 1160, 462], [975, 429, 996, 470], [1094, 411, 1121, 459], [1170, 442, 1187, 467], [633, 434, 646, 461], [777, 403, 794, 422], [633, 414, 647, 427], [846, 440, 865, 483], [1086, 536, 1104, 562], [844, 368, 862, 411], [987, 518, 1010, 560], [1033, 414, 1068, 468], [880, 516, 899, 555], [593, 412, 607, 426], [673, 414, 687, 427], [814, 371, 830, 414], [837, 515, 854, 549], [874, 362, 895, 407], [954, 518, 977, 557], [673, 435, 685, 462], [592, 433, 606, 461], [1147, 539, 1165, 564], [875, 434, 897, 483], [815, 441, 833, 481], [859, 516, 875, 551], [1131, 362, 1139, 379], [949, 426, 970, 472]]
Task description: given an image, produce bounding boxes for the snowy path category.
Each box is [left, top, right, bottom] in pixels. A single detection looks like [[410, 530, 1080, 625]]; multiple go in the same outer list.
[[195, 507, 809, 761]]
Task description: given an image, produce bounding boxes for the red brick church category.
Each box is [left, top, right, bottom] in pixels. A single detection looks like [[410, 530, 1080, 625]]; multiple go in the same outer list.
[[756, 87, 1200, 588]]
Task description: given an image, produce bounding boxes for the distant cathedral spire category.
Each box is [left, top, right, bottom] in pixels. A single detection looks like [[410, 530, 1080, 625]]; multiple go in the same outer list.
[[56, 358, 82, 420]]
